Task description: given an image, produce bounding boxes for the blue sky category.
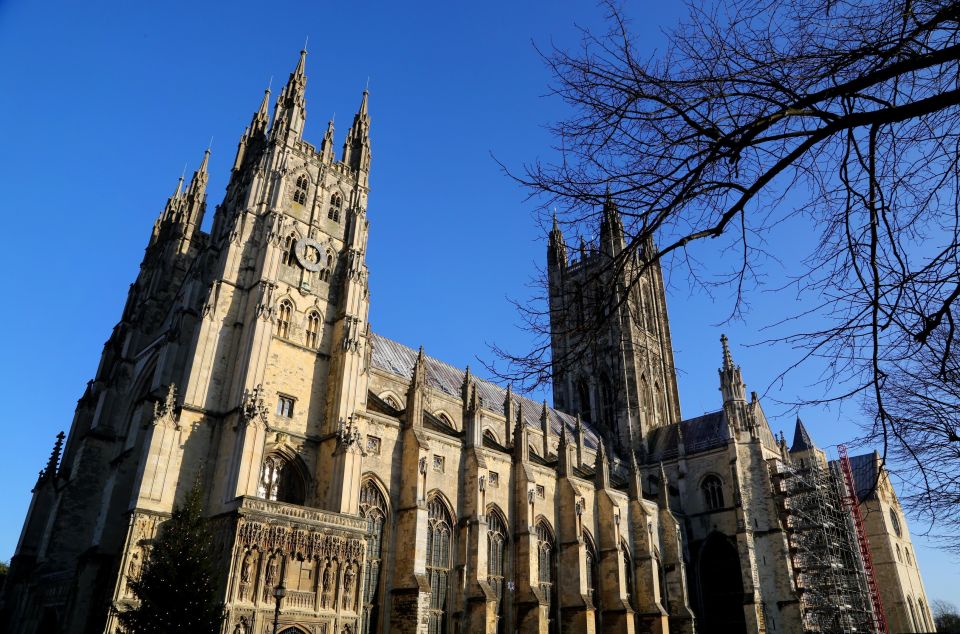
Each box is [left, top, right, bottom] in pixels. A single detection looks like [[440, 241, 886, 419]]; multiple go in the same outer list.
[[0, 0, 955, 607]]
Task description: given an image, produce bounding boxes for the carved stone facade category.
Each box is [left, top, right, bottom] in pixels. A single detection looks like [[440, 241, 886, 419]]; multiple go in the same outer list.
[[1, 50, 933, 634]]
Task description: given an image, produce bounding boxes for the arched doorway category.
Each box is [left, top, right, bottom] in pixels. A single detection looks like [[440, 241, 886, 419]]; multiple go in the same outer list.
[[697, 533, 746, 634]]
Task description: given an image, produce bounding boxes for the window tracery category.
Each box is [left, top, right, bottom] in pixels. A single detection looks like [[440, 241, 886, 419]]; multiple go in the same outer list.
[[277, 300, 293, 338], [293, 175, 309, 205], [426, 497, 453, 634], [257, 454, 305, 505], [536, 520, 558, 633], [360, 480, 388, 634], [701, 475, 724, 511], [487, 509, 507, 625], [328, 193, 342, 222], [305, 311, 321, 349]]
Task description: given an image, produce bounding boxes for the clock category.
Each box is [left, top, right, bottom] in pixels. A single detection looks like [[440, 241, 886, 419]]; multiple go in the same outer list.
[[294, 238, 325, 272]]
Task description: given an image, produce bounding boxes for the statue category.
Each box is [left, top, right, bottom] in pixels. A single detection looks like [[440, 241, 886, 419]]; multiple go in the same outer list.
[[263, 554, 279, 601], [321, 560, 336, 609], [125, 551, 141, 597], [341, 563, 356, 611], [238, 551, 252, 600], [233, 617, 249, 634]]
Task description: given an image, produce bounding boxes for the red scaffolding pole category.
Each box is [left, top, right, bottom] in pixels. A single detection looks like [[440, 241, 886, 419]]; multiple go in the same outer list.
[[838, 444, 889, 634]]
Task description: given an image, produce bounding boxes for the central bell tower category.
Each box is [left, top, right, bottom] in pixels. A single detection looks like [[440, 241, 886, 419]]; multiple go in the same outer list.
[[546, 199, 681, 455]]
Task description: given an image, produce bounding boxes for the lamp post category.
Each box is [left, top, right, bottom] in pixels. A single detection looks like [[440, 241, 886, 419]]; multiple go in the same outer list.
[[272, 581, 286, 634]]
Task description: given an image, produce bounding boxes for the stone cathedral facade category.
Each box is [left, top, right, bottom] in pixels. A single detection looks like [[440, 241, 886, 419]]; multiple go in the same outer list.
[[1, 51, 935, 634]]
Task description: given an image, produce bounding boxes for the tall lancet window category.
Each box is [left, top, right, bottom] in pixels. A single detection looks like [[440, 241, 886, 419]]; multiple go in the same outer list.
[[487, 509, 508, 631], [293, 175, 308, 205], [305, 311, 321, 349], [277, 300, 293, 339], [536, 520, 558, 634], [426, 496, 453, 634], [360, 480, 388, 634], [281, 234, 297, 267], [328, 193, 342, 222]]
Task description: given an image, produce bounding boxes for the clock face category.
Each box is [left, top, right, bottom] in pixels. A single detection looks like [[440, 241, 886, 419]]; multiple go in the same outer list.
[[294, 238, 326, 272]]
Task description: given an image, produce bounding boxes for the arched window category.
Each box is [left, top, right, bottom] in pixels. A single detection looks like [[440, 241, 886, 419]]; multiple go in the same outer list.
[[436, 413, 454, 429], [294, 175, 309, 205], [896, 544, 902, 563], [918, 599, 929, 630], [701, 475, 724, 511], [889, 509, 903, 537], [487, 509, 508, 632], [621, 540, 635, 607], [281, 234, 297, 267], [654, 382, 664, 423], [277, 300, 293, 339], [536, 521, 558, 634], [426, 497, 453, 634], [584, 533, 599, 608], [905, 546, 913, 566], [360, 480, 388, 634], [257, 454, 305, 505], [328, 193, 342, 222], [305, 311, 321, 349], [907, 596, 919, 632]]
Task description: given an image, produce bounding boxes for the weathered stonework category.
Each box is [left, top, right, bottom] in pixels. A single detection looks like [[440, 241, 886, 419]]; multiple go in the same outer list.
[[0, 50, 933, 634]]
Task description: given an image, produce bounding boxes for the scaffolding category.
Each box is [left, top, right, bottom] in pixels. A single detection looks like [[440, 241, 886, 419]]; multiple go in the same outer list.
[[769, 454, 877, 633], [837, 444, 889, 634]]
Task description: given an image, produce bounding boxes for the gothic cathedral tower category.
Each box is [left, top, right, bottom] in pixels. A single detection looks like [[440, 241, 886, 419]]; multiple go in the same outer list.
[[547, 198, 681, 455], [3, 50, 375, 633]]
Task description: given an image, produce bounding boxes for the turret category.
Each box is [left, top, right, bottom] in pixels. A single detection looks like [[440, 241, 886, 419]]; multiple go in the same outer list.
[[547, 214, 567, 270], [234, 88, 271, 171], [540, 400, 551, 459], [342, 89, 371, 179], [270, 49, 307, 144], [594, 438, 610, 489], [598, 190, 626, 257]]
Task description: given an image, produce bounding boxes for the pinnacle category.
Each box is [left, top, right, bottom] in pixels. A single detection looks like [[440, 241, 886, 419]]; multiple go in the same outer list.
[[720, 334, 735, 370]]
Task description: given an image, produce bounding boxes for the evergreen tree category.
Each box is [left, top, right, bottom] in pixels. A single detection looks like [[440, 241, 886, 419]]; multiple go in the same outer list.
[[117, 481, 224, 633]]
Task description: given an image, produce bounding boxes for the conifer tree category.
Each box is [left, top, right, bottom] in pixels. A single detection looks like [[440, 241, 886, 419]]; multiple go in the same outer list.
[[117, 480, 224, 633]]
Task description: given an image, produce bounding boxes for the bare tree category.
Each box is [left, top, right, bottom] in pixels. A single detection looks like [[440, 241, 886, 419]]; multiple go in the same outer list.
[[933, 599, 960, 633], [493, 0, 960, 544]]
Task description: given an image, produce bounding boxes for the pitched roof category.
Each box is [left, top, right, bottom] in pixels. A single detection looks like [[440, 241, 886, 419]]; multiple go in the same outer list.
[[790, 418, 815, 453], [830, 451, 881, 501], [645, 411, 729, 461], [369, 333, 601, 450]]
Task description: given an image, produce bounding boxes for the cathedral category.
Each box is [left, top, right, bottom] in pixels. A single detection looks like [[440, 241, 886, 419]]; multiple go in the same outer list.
[[1, 50, 936, 634]]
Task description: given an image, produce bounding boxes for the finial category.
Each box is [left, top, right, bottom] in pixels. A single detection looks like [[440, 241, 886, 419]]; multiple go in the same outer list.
[[721, 334, 735, 370], [267, 75, 273, 92], [303, 35, 309, 52], [365, 76, 370, 93]]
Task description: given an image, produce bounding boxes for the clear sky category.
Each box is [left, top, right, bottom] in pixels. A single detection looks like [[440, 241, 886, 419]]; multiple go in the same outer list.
[[0, 0, 955, 608]]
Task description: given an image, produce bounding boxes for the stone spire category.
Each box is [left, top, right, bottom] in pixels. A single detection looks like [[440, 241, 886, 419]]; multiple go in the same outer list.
[[594, 437, 610, 489], [252, 87, 271, 137], [513, 401, 529, 463], [657, 462, 671, 511], [405, 346, 426, 428], [271, 49, 308, 143], [718, 334, 747, 403], [42, 432, 65, 481], [547, 213, 567, 269], [320, 117, 335, 163], [599, 187, 625, 256], [342, 89, 371, 178], [540, 400, 551, 459], [790, 417, 815, 453], [179, 149, 209, 232]]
